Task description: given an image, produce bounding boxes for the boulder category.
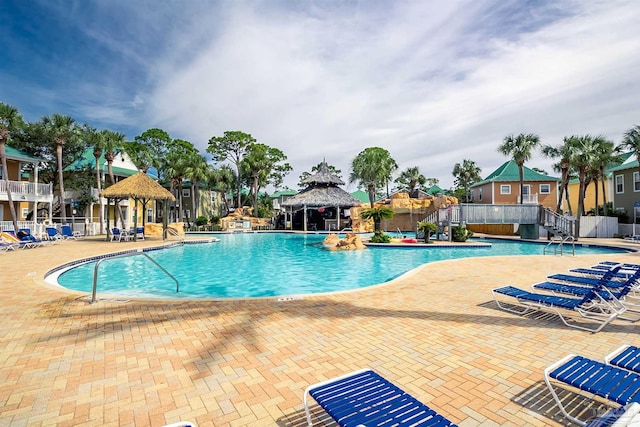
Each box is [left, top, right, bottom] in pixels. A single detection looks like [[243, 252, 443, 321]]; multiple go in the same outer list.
[[324, 233, 366, 251]]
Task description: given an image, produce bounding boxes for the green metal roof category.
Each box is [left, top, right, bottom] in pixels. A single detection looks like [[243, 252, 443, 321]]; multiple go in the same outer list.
[[471, 160, 559, 187], [4, 145, 45, 163], [426, 184, 444, 195], [66, 147, 158, 179], [351, 190, 370, 203], [270, 189, 298, 198]]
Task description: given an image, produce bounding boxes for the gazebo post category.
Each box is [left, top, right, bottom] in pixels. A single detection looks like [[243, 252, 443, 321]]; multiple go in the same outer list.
[[303, 204, 307, 232], [336, 206, 340, 231], [105, 198, 111, 242], [163, 201, 168, 241], [132, 198, 138, 241]]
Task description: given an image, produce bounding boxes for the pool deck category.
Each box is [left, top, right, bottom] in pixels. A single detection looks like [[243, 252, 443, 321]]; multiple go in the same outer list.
[[1, 234, 639, 426]]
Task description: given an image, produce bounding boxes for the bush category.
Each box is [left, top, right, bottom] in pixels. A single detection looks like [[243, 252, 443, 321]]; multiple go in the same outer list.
[[417, 221, 437, 242], [369, 230, 391, 243], [195, 216, 208, 227], [452, 226, 473, 242]]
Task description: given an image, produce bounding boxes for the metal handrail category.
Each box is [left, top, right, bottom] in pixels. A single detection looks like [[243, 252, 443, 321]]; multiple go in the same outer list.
[[91, 249, 180, 303], [543, 234, 575, 256], [164, 227, 184, 242]]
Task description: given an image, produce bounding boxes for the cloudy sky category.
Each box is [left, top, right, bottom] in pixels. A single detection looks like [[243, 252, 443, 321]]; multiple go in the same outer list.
[[1, 0, 639, 190]]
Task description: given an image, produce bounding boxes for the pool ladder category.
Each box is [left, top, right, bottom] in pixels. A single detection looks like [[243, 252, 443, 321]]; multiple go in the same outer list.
[[164, 228, 185, 242], [90, 249, 180, 304], [543, 234, 575, 256]]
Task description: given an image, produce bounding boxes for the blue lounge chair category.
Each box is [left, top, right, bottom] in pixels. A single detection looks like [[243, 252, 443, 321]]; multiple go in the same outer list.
[[46, 227, 63, 241], [492, 266, 626, 333], [135, 227, 145, 240], [303, 369, 457, 427], [547, 273, 628, 289], [110, 228, 129, 242], [533, 268, 640, 316], [544, 354, 640, 426], [61, 225, 83, 240], [606, 345, 640, 375]]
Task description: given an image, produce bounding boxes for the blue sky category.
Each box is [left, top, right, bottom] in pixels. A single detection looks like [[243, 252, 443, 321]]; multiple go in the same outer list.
[[2, 0, 639, 190]]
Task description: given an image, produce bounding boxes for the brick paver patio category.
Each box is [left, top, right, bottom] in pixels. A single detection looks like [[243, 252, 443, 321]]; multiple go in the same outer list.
[[0, 235, 638, 426]]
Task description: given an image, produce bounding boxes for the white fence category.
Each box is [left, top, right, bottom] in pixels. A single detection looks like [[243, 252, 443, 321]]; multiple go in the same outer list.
[[578, 216, 618, 238]]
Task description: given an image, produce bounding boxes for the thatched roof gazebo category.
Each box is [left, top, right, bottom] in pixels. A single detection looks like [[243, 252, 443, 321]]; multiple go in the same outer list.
[[281, 161, 361, 232], [100, 172, 176, 241]]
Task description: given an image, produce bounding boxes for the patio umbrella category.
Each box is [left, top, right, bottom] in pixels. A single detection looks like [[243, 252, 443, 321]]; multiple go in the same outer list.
[[100, 172, 176, 241]]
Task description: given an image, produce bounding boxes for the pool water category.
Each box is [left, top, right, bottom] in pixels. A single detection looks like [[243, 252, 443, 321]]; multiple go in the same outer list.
[[54, 233, 628, 299]]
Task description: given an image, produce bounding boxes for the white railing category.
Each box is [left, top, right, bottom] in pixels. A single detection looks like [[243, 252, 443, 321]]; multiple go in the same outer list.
[[521, 194, 538, 204], [0, 180, 53, 199]]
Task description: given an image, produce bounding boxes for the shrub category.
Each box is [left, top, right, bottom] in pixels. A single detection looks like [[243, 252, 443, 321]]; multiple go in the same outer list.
[[452, 225, 473, 242], [195, 216, 208, 227], [369, 230, 391, 243], [417, 221, 437, 242]]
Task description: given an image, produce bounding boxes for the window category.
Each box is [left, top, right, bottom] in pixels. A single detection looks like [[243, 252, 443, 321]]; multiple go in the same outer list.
[[500, 185, 511, 194], [479, 188, 483, 201], [470, 190, 474, 202], [182, 189, 190, 198], [616, 175, 624, 194], [146, 208, 153, 223], [21, 208, 29, 219], [634, 172, 640, 192], [539, 184, 551, 194]]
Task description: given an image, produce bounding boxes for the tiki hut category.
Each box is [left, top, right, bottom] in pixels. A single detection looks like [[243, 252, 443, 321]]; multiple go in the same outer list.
[[281, 161, 361, 231], [100, 172, 176, 241]]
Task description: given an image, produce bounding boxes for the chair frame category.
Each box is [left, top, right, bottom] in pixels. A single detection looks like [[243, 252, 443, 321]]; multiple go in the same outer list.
[[544, 354, 640, 426]]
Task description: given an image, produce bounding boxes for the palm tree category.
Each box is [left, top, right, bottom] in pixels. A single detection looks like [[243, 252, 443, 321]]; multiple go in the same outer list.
[[183, 152, 209, 222], [209, 165, 236, 215], [0, 103, 24, 233], [620, 124, 640, 176], [350, 147, 397, 207], [452, 159, 481, 203], [42, 114, 78, 223], [590, 137, 617, 216], [83, 126, 106, 233], [394, 166, 427, 198], [360, 206, 395, 232], [541, 138, 574, 214], [568, 135, 600, 239], [101, 129, 127, 226], [497, 133, 540, 204]]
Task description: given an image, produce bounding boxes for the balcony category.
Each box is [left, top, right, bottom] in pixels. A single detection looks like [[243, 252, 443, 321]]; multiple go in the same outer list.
[[521, 194, 539, 204], [0, 180, 53, 203]]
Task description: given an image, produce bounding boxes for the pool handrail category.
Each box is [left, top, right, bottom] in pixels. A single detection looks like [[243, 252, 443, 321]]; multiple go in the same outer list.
[[91, 249, 180, 303]]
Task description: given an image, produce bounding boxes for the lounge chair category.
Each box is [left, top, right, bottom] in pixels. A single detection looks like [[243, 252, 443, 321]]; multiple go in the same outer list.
[[61, 225, 83, 240], [46, 227, 64, 241], [547, 273, 628, 289], [606, 345, 640, 375], [303, 369, 457, 427], [17, 229, 47, 247], [492, 266, 626, 333], [2, 231, 35, 249], [110, 228, 129, 242], [135, 227, 145, 240], [544, 354, 640, 426]]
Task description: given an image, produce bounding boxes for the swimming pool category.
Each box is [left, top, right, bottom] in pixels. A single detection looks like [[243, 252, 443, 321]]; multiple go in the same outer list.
[[52, 233, 629, 299]]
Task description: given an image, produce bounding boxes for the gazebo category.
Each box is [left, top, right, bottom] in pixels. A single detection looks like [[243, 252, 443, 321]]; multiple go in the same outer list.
[[281, 161, 361, 232], [100, 172, 176, 241]]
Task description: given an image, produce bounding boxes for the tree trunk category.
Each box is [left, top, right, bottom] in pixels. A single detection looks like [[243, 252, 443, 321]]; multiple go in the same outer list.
[[107, 161, 126, 227], [0, 140, 19, 233], [57, 142, 67, 223], [601, 167, 607, 215], [518, 164, 525, 204], [94, 155, 104, 234]]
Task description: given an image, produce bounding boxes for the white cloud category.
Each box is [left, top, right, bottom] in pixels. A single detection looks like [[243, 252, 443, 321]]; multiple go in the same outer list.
[[5, 0, 640, 191]]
